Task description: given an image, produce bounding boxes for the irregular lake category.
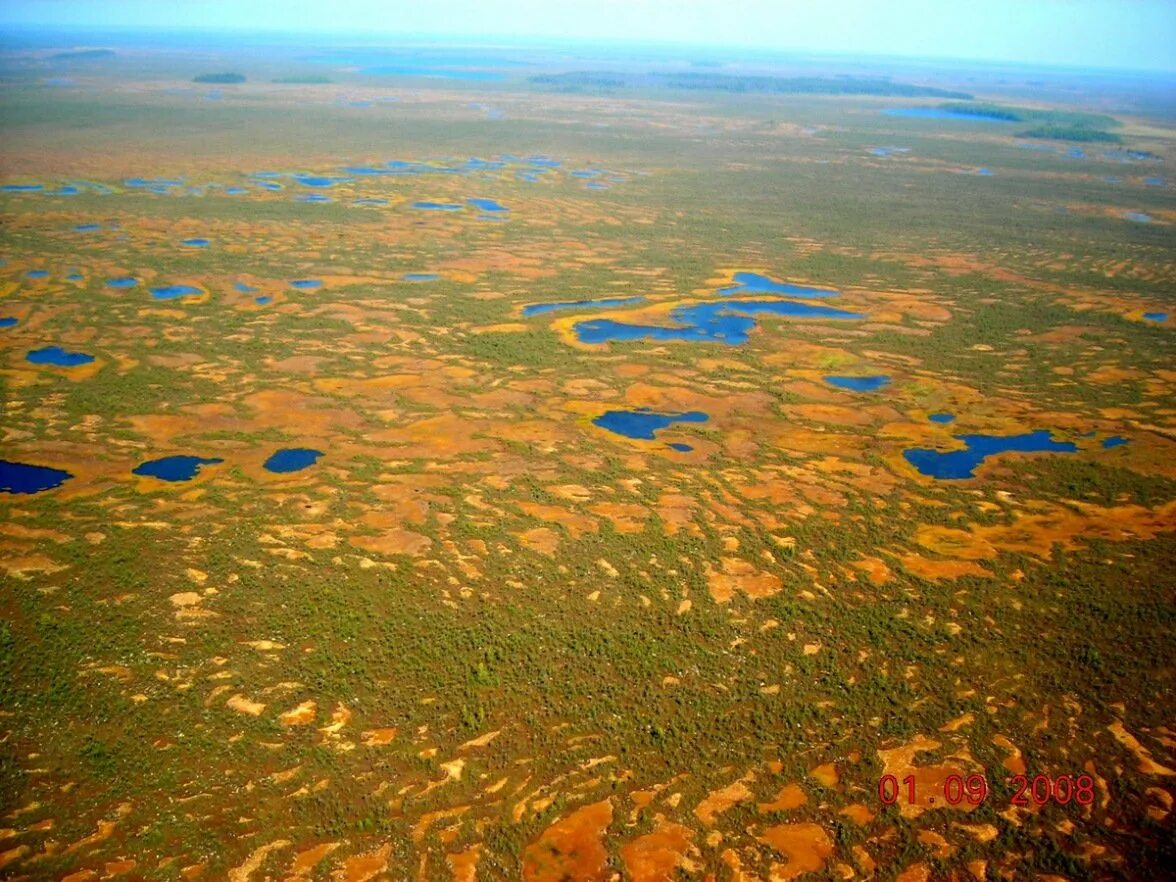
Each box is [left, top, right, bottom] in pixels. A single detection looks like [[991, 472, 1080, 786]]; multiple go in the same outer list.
[[1125, 212, 1153, 223], [74, 223, 100, 232], [467, 197, 508, 212], [0, 317, 17, 328], [133, 455, 223, 482], [151, 285, 202, 300], [294, 174, 350, 188], [234, 281, 258, 293], [928, 413, 955, 424], [106, 277, 138, 288], [263, 448, 323, 473], [1103, 436, 1129, 449], [180, 238, 209, 247], [593, 408, 709, 441], [668, 443, 693, 452], [903, 430, 1077, 479], [27, 346, 94, 367], [295, 194, 332, 203], [1143, 312, 1168, 322], [289, 280, 322, 290], [26, 270, 49, 279], [825, 375, 890, 392], [883, 108, 1014, 122], [1, 184, 43, 192], [255, 296, 272, 305], [413, 201, 463, 211], [717, 272, 839, 298], [403, 273, 439, 281], [0, 459, 73, 494], [574, 299, 864, 345], [524, 296, 643, 317]]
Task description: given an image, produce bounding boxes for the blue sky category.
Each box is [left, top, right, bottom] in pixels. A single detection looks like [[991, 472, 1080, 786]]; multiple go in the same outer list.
[[3, 0, 1175, 72]]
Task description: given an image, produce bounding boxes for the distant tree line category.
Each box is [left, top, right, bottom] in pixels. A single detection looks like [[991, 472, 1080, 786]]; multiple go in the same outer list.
[[529, 70, 972, 99], [51, 49, 115, 60], [938, 101, 1122, 141], [193, 72, 246, 84]]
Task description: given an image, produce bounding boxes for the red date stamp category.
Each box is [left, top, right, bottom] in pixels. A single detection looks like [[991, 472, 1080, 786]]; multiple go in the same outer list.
[[878, 773, 1094, 807]]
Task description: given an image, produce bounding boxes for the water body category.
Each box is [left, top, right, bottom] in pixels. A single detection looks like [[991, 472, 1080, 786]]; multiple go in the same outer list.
[[0, 459, 74, 494], [1144, 177, 1166, 187], [27, 345, 95, 367], [1143, 312, 1168, 322], [586, 181, 609, 190], [883, 108, 1013, 122], [150, 284, 202, 300], [1, 184, 43, 192], [289, 279, 323, 290], [263, 448, 323, 473], [353, 198, 389, 206], [125, 177, 183, 189], [225, 187, 248, 195], [234, 281, 258, 293], [74, 223, 100, 232], [571, 170, 601, 179], [0, 317, 18, 328], [593, 408, 709, 441], [256, 181, 283, 191], [1102, 436, 1129, 449], [523, 296, 644, 317], [869, 146, 911, 157], [106, 277, 138, 288], [67, 273, 83, 281], [717, 272, 839, 299], [467, 197, 508, 212], [180, 238, 209, 247], [928, 413, 955, 424], [574, 299, 864, 346], [824, 375, 890, 392], [668, 443, 694, 452], [52, 186, 80, 196], [295, 194, 332, 203], [1125, 212, 1153, 223], [294, 174, 350, 188], [359, 66, 503, 81], [413, 201, 463, 211], [26, 270, 49, 279], [255, 296, 272, 305], [974, 168, 995, 176], [133, 455, 224, 482], [903, 430, 1077, 479], [403, 273, 439, 282]]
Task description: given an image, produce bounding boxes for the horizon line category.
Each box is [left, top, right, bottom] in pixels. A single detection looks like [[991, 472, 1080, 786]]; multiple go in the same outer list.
[[3, 23, 1176, 77]]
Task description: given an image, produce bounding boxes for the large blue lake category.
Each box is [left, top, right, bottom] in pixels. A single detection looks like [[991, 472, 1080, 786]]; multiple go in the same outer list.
[[825, 375, 890, 392], [574, 299, 864, 345], [1, 459, 74, 494], [133, 455, 223, 482], [883, 108, 1014, 122], [151, 285, 202, 300], [717, 272, 839, 298], [263, 448, 323, 473], [903, 430, 1076, 479], [594, 409, 709, 441], [27, 346, 94, 367]]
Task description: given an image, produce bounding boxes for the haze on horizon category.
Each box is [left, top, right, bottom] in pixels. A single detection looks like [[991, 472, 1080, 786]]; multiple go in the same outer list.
[[2, 0, 1175, 74]]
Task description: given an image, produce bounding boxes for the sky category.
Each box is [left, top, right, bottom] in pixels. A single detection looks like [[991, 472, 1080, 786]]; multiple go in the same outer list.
[[2, 0, 1175, 73]]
